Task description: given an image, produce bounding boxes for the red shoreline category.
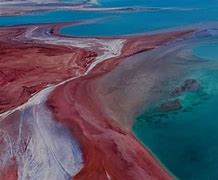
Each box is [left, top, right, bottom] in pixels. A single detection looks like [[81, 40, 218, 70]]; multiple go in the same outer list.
[[47, 30, 194, 179], [0, 25, 194, 179], [48, 73, 172, 180], [0, 25, 194, 113]]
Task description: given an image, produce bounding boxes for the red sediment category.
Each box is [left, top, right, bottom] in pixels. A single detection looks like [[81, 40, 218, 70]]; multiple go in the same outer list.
[[0, 25, 193, 114], [48, 74, 172, 180], [47, 30, 194, 180], [0, 25, 193, 179], [90, 30, 195, 75], [0, 158, 18, 180], [0, 111, 23, 180], [121, 30, 194, 56], [0, 27, 97, 113]]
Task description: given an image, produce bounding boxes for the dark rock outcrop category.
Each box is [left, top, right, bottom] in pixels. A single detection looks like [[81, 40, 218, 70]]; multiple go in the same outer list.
[[171, 79, 201, 96], [160, 99, 182, 112]]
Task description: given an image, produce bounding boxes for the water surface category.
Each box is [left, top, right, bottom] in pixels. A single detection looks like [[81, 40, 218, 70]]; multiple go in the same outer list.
[[2, 1, 218, 179], [1, 0, 218, 36], [193, 43, 218, 61], [133, 37, 218, 179]]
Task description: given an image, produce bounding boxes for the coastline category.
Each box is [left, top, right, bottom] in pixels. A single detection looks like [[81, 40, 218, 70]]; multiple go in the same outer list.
[[0, 24, 193, 179]]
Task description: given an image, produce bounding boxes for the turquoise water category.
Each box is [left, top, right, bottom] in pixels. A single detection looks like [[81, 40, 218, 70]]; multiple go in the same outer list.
[[2, 1, 218, 179], [61, 7, 218, 36], [193, 43, 218, 61], [97, 0, 217, 8], [0, 0, 218, 36], [0, 10, 108, 26], [61, 0, 218, 36], [133, 40, 218, 179]]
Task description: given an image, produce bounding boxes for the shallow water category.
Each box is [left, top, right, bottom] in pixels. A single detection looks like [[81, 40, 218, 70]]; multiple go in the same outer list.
[[133, 36, 218, 179], [193, 43, 218, 61], [2, 0, 218, 179]]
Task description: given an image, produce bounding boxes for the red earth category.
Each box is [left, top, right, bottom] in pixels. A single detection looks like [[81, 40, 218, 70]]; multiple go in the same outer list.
[[48, 73, 172, 180], [47, 30, 194, 179], [0, 25, 194, 179], [0, 27, 97, 113]]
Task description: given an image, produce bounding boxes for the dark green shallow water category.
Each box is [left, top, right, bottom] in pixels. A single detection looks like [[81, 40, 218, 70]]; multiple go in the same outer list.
[[133, 43, 218, 179]]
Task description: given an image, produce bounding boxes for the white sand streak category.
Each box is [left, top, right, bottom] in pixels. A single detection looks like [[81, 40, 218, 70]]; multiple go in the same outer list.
[[0, 26, 125, 179]]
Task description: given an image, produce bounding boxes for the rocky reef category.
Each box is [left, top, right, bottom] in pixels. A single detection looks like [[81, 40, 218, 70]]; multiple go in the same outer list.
[[159, 99, 182, 112], [171, 79, 201, 96]]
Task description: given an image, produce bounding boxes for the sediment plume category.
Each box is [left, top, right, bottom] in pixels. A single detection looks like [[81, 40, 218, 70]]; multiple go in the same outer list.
[[0, 23, 193, 179]]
